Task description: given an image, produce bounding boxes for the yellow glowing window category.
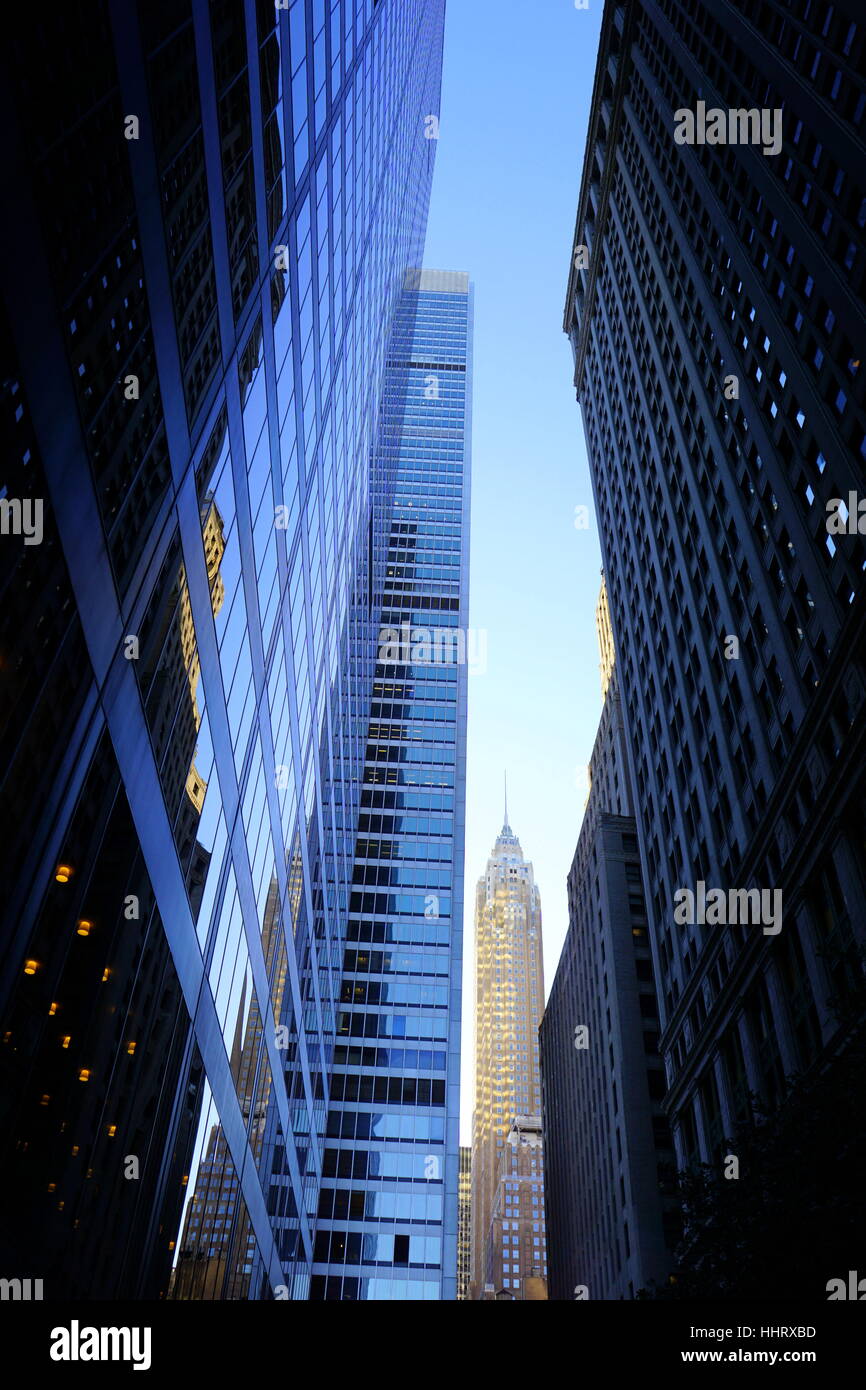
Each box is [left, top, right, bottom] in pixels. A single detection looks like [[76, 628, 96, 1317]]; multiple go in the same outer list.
[[107, 1124, 117, 1138], [71, 1146, 79, 1156], [40, 1095, 50, 1106], [181, 1174, 188, 1186], [24, 960, 39, 976], [78, 1069, 90, 1082], [60, 1035, 71, 1049], [101, 968, 111, 982], [126, 1041, 136, 1055], [48, 1002, 58, 1015], [55, 864, 74, 883], [76, 919, 93, 937], [47, 1182, 56, 1192]]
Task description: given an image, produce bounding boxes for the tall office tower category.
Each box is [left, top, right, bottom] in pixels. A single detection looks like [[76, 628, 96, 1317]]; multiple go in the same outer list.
[[478, 1115, 548, 1300], [540, 582, 677, 1300], [457, 1146, 472, 1300], [0, 0, 446, 1299], [310, 269, 472, 1302], [471, 808, 545, 1300], [564, 0, 866, 1182]]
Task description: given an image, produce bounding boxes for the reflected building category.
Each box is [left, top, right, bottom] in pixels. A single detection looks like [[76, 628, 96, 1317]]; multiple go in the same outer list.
[[457, 1146, 471, 1301], [0, 0, 447, 1299], [172, 877, 286, 1301], [470, 807, 546, 1300]]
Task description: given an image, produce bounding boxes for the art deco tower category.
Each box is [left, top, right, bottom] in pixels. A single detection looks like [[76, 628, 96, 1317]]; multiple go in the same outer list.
[[470, 801, 546, 1299]]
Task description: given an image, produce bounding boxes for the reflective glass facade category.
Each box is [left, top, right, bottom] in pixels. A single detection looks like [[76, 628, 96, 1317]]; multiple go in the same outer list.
[[311, 270, 472, 1301], [0, 0, 447, 1300]]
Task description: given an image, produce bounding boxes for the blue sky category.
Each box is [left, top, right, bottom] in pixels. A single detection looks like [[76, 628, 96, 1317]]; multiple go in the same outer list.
[[421, 0, 605, 1139]]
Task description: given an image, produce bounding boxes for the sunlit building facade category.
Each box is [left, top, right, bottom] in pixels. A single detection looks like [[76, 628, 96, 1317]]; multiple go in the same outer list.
[[479, 1115, 547, 1300], [470, 809, 546, 1299], [0, 0, 446, 1299]]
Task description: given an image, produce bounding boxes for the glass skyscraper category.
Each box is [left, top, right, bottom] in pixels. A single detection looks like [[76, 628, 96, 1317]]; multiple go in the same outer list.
[[310, 269, 472, 1301], [0, 0, 453, 1301]]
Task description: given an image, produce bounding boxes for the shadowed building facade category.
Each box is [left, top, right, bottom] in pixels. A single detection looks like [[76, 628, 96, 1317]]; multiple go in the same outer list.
[[564, 0, 866, 1197], [541, 581, 678, 1300]]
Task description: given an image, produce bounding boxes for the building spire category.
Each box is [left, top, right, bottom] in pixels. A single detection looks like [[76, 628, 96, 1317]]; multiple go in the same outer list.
[[503, 770, 510, 832]]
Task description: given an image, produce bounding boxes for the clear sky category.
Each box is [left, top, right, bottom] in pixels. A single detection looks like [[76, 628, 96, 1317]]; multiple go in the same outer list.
[[421, 0, 605, 1141]]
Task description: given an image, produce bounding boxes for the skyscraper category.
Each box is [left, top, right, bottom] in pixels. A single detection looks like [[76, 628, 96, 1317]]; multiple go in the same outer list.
[[564, 0, 866, 1189], [310, 268, 472, 1302], [541, 580, 677, 1300], [0, 0, 447, 1299], [470, 806, 546, 1299]]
